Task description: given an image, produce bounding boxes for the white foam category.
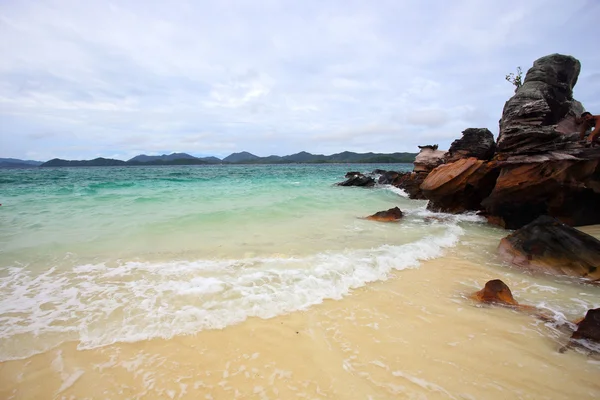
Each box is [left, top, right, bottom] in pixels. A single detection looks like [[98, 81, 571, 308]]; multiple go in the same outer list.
[[0, 225, 463, 361], [382, 185, 409, 198]]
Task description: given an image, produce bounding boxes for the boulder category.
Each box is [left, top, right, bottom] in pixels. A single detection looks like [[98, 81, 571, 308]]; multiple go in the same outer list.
[[365, 207, 403, 222], [420, 158, 500, 213], [345, 171, 362, 178], [413, 145, 446, 173], [470, 279, 518, 306], [497, 54, 584, 156], [498, 215, 600, 283], [571, 308, 600, 343], [337, 173, 375, 187], [482, 159, 600, 228], [446, 128, 496, 163]]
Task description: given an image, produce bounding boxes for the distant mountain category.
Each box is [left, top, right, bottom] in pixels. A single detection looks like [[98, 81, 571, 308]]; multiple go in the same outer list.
[[41, 158, 127, 167], [222, 151, 260, 163], [37, 150, 418, 167], [127, 153, 199, 163], [0, 158, 43, 168]]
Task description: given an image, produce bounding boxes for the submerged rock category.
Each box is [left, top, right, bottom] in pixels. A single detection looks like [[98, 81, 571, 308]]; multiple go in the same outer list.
[[498, 215, 600, 283], [446, 128, 496, 164], [470, 279, 518, 306], [376, 170, 400, 185], [420, 158, 500, 213], [365, 207, 403, 222], [337, 173, 375, 187]]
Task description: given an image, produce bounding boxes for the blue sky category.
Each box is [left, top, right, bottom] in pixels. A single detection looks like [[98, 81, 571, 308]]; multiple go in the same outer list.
[[1, 0, 599, 161]]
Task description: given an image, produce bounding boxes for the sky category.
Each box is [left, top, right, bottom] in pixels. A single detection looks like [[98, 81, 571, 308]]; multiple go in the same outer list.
[[1, 0, 599, 161]]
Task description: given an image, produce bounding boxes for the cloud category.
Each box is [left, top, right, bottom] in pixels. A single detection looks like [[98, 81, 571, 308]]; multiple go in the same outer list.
[[0, 0, 598, 160]]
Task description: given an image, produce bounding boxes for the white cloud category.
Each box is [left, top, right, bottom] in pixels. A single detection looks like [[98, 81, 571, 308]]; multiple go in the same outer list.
[[0, 0, 598, 160]]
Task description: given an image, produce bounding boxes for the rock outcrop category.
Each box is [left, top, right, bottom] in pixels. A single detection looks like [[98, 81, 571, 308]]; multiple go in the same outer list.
[[365, 207, 403, 222], [337, 173, 375, 187], [498, 215, 600, 283], [420, 158, 500, 213], [446, 128, 496, 164], [497, 54, 584, 156]]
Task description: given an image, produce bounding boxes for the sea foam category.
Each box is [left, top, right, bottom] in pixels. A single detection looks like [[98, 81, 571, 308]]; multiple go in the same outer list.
[[0, 225, 463, 361]]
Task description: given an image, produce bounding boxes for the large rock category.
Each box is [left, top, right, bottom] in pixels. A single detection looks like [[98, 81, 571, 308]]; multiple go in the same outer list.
[[446, 128, 496, 163], [497, 54, 584, 156], [482, 159, 600, 228], [413, 145, 446, 173], [498, 215, 600, 283], [420, 158, 500, 213], [393, 172, 427, 199]]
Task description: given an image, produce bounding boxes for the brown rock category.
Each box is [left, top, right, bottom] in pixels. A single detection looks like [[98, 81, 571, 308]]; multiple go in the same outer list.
[[420, 158, 500, 213], [393, 171, 427, 199], [498, 215, 600, 283], [470, 279, 518, 306], [365, 207, 403, 222], [571, 308, 600, 342], [482, 159, 600, 229]]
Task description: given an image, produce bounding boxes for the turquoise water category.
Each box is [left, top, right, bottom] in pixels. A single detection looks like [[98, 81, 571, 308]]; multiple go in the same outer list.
[[0, 164, 491, 360]]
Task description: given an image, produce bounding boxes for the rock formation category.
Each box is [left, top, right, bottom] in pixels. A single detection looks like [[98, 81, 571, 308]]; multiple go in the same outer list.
[[446, 128, 496, 164], [365, 207, 403, 222], [420, 158, 500, 213], [498, 215, 600, 283], [413, 145, 446, 173]]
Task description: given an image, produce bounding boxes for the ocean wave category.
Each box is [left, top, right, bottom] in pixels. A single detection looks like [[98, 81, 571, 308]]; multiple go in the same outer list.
[[0, 225, 463, 361]]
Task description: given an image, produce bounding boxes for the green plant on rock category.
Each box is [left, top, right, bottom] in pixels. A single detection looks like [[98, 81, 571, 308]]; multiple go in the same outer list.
[[505, 66, 523, 92]]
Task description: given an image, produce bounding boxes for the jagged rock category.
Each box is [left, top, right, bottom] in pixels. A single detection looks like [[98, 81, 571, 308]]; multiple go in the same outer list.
[[413, 145, 446, 174], [394, 171, 427, 199], [571, 308, 600, 343], [345, 171, 362, 178], [375, 170, 400, 185], [470, 280, 518, 306], [497, 54, 585, 156], [482, 159, 600, 228], [498, 215, 600, 283], [420, 158, 500, 213], [337, 173, 375, 187], [446, 128, 496, 163], [365, 207, 403, 222]]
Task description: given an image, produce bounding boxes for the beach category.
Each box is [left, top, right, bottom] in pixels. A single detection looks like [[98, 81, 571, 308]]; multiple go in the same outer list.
[[1, 164, 599, 399]]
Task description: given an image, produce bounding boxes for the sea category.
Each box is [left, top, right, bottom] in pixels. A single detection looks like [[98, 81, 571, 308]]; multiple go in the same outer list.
[[0, 164, 599, 399]]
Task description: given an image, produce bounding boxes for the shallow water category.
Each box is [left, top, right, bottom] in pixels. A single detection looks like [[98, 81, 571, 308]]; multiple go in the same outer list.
[[1, 164, 599, 399]]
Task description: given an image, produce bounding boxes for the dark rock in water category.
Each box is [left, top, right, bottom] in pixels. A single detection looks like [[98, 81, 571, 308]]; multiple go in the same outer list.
[[337, 173, 375, 187], [470, 279, 518, 306], [345, 171, 362, 178], [377, 170, 400, 185], [571, 308, 600, 343], [497, 53, 584, 156], [420, 158, 500, 213], [394, 171, 427, 199], [446, 128, 496, 164], [482, 159, 600, 228], [365, 207, 403, 222], [498, 215, 600, 283]]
